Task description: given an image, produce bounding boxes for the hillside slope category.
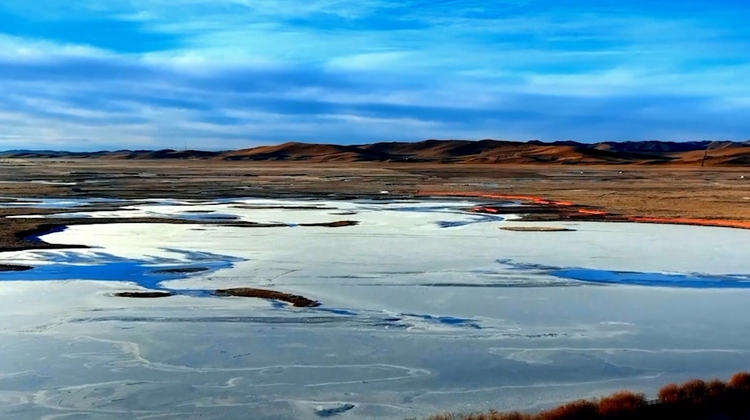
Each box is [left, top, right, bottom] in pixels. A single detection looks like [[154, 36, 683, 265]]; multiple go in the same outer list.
[[2, 140, 750, 165]]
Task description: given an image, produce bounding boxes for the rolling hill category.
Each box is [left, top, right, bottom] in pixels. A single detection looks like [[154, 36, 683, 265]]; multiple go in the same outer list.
[[2, 140, 750, 165]]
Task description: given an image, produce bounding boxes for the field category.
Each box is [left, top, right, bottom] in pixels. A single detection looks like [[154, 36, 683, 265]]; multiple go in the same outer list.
[[2, 159, 750, 220]]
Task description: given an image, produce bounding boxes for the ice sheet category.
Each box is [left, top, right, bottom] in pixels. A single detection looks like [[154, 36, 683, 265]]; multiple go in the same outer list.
[[2, 198, 750, 420]]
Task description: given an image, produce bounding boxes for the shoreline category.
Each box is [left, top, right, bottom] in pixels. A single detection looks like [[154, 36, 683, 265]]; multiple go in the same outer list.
[[2, 192, 750, 253], [419, 191, 750, 230], [1, 162, 748, 223], [0, 213, 361, 253]]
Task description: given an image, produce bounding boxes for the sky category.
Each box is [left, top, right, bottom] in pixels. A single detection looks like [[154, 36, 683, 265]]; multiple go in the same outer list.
[[0, 0, 749, 151]]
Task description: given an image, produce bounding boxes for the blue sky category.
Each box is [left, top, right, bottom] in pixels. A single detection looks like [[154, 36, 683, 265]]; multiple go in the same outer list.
[[0, 0, 749, 151]]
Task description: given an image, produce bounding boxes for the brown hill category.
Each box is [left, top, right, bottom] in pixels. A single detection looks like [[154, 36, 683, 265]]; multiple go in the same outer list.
[[3, 140, 750, 165], [221, 142, 393, 162]]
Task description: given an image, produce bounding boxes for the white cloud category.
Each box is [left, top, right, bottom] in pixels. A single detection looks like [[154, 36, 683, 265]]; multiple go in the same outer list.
[[1, 0, 750, 149], [326, 51, 411, 71], [0, 35, 110, 60]]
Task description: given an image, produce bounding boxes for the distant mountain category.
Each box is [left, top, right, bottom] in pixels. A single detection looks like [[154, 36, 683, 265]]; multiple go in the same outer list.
[[2, 140, 750, 165]]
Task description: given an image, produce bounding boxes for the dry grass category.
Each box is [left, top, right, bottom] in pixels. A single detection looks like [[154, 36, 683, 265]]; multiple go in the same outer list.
[[729, 372, 750, 389], [114, 291, 174, 298], [536, 400, 598, 420], [0, 264, 33, 272], [214, 288, 320, 307], [3, 161, 750, 223], [420, 372, 750, 420], [3, 161, 750, 232], [596, 392, 647, 415], [151, 267, 210, 274], [499, 226, 575, 232], [657, 383, 681, 403], [299, 220, 359, 227], [421, 412, 530, 420]]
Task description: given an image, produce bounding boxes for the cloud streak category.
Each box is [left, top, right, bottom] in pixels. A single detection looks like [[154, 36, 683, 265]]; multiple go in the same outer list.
[[0, 0, 749, 150]]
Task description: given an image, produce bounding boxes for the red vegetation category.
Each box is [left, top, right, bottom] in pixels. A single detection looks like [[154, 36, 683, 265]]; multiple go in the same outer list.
[[730, 372, 750, 390], [536, 400, 598, 420], [706, 379, 728, 398], [418, 191, 576, 207], [596, 392, 647, 415], [681, 380, 710, 403], [427, 190, 750, 230], [657, 383, 681, 403], [577, 209, 608, 216], [419, 373, 750, 420]]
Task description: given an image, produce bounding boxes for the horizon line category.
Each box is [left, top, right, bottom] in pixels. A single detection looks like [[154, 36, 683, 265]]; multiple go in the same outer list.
[[2, 138, 750, 154]]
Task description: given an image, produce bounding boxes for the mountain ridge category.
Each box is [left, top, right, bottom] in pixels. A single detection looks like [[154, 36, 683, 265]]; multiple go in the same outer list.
[[3, 140, 750, 165]]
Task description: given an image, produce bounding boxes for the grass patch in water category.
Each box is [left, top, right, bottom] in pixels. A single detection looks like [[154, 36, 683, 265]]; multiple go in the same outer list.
[[214, 287, 320, 307], [114, 291, 174, 298]]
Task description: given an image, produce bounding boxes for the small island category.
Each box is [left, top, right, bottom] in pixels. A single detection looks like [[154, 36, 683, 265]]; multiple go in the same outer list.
[[500, 226, 576, 232]]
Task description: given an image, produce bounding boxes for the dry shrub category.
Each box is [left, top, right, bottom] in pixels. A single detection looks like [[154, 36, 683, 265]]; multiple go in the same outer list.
[[729, 372, 750, 390], [705, 379, 728, 398], [597, 391, 647, 415], [429, 411, 529, 420], [498, 413, 531, 420], [657, 383, 682, 403], [483, 412, 530, 420], [680, 379, 708, 402], [419, 372, 750, 420], [423, 413, 459, 420], [458, 413, 493, 420], [537, 400, 598, 420]]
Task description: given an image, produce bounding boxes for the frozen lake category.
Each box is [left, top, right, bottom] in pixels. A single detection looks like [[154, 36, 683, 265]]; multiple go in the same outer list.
[[2, 198, 750, 420]]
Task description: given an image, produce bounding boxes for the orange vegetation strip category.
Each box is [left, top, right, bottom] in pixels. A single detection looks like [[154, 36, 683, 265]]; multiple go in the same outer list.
[[421, 191, 750, 230], [417, 191, 575, 206], [629, 217, 750, 230], [577, 209, 608, 215]]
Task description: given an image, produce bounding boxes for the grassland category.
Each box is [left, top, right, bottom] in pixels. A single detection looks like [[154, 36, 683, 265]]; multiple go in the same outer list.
[[2, 160, 749, 222]]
